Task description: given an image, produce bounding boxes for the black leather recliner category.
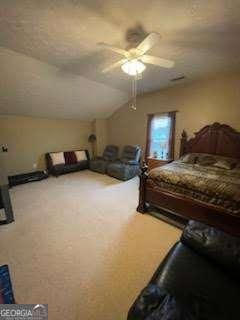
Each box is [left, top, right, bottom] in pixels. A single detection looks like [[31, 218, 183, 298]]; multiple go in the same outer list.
[[89, 145, 119, 174], [107, 145, 141, 181], [128, 220, 240, 320]]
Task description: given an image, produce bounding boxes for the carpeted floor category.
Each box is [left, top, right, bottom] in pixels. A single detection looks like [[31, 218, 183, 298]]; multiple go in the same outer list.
[[0, 170, 180, 320]]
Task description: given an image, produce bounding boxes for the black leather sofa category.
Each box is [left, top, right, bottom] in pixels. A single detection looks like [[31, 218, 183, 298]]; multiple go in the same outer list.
[[128, 220, 240, 320], [46, 150, 89, 176]]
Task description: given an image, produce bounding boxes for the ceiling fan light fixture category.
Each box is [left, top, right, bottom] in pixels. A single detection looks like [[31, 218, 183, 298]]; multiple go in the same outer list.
[[121, 59, 146, 76]]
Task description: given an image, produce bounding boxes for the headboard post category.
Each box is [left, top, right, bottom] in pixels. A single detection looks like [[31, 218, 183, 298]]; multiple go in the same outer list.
[[180, 130, 187, 157]]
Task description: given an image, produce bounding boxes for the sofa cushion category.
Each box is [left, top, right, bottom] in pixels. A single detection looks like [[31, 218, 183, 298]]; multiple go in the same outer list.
[[50, 152, 65, 165], [64, 151, 77, 165], [107, 162, 140, 181], [75, 150, 87, 162], [90, 159, 108, 174], [64, 162, 88, 172], [52, 161, 88, 176]]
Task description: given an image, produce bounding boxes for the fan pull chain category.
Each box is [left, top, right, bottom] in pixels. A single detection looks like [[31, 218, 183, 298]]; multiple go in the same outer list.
[[130, 75, 137, 110]]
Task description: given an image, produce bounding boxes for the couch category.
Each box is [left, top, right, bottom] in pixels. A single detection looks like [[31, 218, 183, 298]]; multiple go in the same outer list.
[[89, 145, 119, 174], [46, 150, 89, 176], [128, 220, 240, 320], [107, 145, 141, 181]]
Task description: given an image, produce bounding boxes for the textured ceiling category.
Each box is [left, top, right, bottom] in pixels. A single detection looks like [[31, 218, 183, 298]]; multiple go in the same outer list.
[[0, 47, 127, 120], [0, 0, 240, 119]]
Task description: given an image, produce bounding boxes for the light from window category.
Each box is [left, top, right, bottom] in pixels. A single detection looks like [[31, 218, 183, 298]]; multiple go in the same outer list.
[[147, 112, 175, 160]]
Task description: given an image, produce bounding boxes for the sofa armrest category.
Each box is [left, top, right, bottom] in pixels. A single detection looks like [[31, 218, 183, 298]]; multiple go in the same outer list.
[[45, 153, 53, 173], [128, 284, 168, 320], [121, 159, 139, 165]]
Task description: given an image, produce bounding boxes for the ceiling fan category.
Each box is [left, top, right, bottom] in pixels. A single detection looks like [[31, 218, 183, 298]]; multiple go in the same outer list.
[[98, 31, 175, 110], [98, 32, 174, 76]]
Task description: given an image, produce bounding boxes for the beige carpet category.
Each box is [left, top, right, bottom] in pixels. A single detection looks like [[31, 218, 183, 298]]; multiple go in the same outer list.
[[0, 170, 180, 320]]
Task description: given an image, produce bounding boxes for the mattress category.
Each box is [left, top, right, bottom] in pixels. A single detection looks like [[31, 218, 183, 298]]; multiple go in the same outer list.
[[148, 159, 240, 216]]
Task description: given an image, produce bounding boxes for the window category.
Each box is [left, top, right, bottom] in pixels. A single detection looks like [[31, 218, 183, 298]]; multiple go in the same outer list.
[[146, 111, 176, 161]]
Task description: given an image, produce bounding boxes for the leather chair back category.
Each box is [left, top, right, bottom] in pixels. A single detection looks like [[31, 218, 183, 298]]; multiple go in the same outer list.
[[102, 145, 119, 161], [121, 145, 141, 163]]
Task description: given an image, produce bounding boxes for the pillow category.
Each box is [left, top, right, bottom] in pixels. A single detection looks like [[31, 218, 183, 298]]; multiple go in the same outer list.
[[75, 150, 87, 162], [214, 155, 239, 170], [213, 159, 234, 170], [180, 153, 198, 164], [64, 151, 77, 165], [196, 154, 238, 169], [50, 152, 65, 166], [196, 154, 216, 166]]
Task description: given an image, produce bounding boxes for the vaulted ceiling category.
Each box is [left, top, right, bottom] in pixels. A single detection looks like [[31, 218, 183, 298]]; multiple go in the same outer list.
[[0, 0, 240, 120]]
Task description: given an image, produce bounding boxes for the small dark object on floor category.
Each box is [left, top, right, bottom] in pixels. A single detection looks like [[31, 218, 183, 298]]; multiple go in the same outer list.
[[0, 265, 15, 303], [8, 171, 49, 187]]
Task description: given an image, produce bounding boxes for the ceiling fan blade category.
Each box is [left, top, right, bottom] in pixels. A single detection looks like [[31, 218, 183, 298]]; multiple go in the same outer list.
[[98, 42, 129, 57], [141, 55, 174, 68], [102, 59, 127, 73], [136, 32, 161, 54]]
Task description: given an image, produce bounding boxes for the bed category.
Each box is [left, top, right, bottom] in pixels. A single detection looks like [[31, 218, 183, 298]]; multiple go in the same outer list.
[[137, 122, 240, 236]]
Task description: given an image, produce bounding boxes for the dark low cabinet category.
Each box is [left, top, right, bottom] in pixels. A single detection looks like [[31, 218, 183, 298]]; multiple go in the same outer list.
[[0, 185, 14, 225]]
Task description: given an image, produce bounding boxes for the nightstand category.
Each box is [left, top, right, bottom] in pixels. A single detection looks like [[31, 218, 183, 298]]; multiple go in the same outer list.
[[147, 158, 172, 171]]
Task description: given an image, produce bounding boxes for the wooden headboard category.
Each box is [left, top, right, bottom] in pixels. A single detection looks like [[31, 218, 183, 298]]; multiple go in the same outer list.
[[180, 122, 240, 159]]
